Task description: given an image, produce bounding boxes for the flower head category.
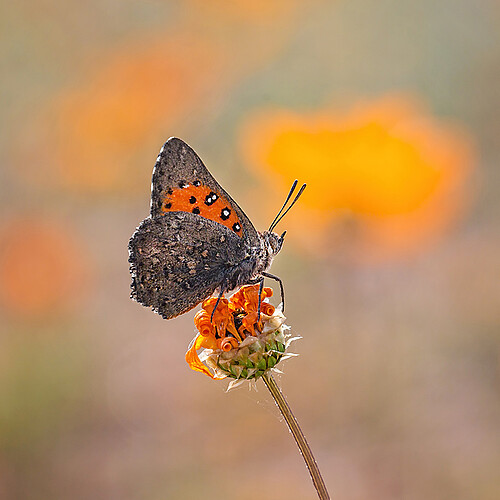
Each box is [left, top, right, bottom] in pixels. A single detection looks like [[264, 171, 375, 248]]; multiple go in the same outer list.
[[186, 285, 297, 385], [240, 95, 475, 261], [0, 217, 91, 319]]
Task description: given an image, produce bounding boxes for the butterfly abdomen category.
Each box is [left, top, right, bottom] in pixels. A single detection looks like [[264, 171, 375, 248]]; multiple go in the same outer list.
[[221, 256, 258, 293]]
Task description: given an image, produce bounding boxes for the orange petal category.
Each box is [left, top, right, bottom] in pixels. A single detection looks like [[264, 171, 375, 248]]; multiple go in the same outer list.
[[219, 337, 239, 352], [225, 318, 242, 341], [194, 310, 215, 337], [239, 311, 261, 336], [261, 303, 275, 316], [185, 335, 216, 379], [202, 296, 229, 315]]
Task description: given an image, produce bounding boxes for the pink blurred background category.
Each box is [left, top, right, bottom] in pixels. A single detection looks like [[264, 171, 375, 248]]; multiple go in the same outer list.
[[1, 1, 499, 499]]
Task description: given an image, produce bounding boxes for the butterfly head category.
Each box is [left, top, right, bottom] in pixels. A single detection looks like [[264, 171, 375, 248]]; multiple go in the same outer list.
[[254, 180, 306, 274], [262, 230, 286, 257]]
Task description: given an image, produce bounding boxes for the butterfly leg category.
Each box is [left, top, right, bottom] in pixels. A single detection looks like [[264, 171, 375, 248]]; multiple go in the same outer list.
[[261, 272, 285, 312], [210, 289, 225, 323], [257, 277, 265, 323], [246, 277, 265, 323]]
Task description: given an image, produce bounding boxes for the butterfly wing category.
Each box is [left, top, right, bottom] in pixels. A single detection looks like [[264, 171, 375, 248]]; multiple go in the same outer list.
[[129, 212, 248, 319], [150, 137, 260, 247]]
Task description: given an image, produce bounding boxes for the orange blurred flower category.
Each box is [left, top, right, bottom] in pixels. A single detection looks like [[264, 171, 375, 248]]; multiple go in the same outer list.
[[240, 95, 476, 261], [13, 34, 226, 196], [0, 217, 91, 319], [186, 285, 290, 382], [185, 0, 305, 23]]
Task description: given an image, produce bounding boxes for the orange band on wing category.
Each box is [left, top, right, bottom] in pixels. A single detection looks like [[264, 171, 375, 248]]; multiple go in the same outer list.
[[160, 182, 242, 236]]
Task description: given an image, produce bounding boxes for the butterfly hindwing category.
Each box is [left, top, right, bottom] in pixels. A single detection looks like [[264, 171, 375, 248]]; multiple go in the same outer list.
[[150, 137, 260, 246], [129, 212, 247, 319]]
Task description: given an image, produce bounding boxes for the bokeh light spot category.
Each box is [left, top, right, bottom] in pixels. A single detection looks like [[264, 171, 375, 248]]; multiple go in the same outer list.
[[0, 218, 91, 318], [240, 96, 475, 261], [12, 35, 226, 197]]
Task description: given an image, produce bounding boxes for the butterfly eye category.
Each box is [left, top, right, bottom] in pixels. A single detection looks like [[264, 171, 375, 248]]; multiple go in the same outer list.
[[278, 231, 286, 251], [193, 180, 201, 187], [232, 222, 241, 232], [220, 208, 231, 220], [179, 181, 189, 189]]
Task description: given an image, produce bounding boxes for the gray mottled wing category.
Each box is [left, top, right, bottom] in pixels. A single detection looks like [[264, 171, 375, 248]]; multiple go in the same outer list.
[[128, 212, 247, 319], [150, 137, 260, 247]]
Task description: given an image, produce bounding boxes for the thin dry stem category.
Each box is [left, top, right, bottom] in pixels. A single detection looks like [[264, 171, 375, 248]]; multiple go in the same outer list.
[[262, 372, 330, 500]]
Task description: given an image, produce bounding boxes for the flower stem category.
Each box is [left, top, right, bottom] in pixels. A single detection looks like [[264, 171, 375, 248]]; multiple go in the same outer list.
[[262, 372, 330, 500]]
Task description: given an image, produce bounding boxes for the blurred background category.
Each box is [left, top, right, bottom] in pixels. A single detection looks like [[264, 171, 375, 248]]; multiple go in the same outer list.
[[1, 1, 499, 499]]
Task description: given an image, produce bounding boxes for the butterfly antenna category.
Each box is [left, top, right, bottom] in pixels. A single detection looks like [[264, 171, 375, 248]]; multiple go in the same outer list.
[[268, 180, 298, 231], [269, 183, 306, 232]]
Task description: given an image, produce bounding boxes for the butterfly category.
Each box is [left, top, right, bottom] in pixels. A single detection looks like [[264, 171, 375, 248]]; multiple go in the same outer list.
[[128, 137, 305, 320]]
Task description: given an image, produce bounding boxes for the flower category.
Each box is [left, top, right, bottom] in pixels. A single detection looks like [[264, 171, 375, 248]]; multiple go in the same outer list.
[[185, 286, 328, 498], [10, 34, 226, 197], [240, 95, 475, 261], [185, 285, 298, 386], [0, 217, 91, 318]]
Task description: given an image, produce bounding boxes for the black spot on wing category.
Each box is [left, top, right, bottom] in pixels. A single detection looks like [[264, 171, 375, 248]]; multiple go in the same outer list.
[[220, 208, 231, 220], [204, 192, 218, 206]]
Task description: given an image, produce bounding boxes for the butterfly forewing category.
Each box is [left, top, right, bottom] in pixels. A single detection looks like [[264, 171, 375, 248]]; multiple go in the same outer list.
[[150, 137, 260, 247], [129, 212, 247, 319]]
